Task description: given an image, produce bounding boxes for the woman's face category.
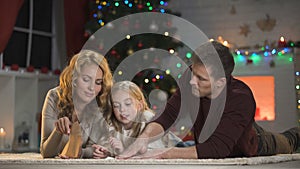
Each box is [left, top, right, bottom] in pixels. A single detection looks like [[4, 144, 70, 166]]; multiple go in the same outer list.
[[74, 63, 103, 105], [111, 90, 141, 129]]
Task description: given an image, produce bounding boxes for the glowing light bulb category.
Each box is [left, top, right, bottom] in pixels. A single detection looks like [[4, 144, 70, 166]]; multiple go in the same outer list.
[[169, 49, 175, 54], [186, 52, 192, 59], [223, 40, 229, 47], [165, 69, 171, 75], [180, 126, 185, 131]]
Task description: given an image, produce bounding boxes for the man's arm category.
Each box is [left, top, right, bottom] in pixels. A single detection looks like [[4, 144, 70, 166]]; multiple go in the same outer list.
[[117, 122, 165, 159], [133, 146, 198, 159]]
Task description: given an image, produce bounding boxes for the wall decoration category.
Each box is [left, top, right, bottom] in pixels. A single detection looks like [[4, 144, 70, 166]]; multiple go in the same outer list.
[[256, 14, 276, 32], [230, 5, 236, 15], [239, 24, 250, 37]]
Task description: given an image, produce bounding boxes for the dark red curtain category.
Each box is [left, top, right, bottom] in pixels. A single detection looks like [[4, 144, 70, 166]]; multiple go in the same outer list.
[[0, 0, 24, 52], [0, 0, 88, 58], [64, 0, 88, 59]]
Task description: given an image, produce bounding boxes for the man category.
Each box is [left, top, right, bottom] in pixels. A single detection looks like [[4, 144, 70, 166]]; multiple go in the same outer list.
[[118, 41, 300, 159]]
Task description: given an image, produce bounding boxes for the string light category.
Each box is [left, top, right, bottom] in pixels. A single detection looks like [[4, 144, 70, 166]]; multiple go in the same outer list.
[[169, 49, 175, 54], [165, 69, 171, 75], [186, 52, 192, 59]]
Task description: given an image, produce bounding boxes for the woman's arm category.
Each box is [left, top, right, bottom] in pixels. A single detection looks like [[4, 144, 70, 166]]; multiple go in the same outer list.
[[40, 89, 68, 158]]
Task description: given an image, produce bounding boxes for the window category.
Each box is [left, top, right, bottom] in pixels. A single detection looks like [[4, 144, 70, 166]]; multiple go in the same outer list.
[[3, 0, 61, 70]]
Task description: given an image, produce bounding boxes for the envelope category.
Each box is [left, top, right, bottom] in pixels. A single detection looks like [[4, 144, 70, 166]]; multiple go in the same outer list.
[[60, 121, 82, 158]]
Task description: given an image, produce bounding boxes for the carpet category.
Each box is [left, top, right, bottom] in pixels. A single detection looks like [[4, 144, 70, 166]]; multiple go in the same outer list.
[[0, 153, 300, 165]]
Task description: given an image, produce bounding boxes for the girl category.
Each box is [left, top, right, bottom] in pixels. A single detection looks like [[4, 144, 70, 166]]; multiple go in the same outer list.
[[95, 81, 181, 156]]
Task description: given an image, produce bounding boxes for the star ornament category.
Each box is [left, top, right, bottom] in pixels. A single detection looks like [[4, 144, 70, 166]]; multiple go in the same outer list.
[[239, 24, 250, 37]]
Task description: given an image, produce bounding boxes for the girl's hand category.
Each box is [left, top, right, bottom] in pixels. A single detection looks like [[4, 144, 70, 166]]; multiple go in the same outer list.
[[55, 117, 72, 135], [109, 137, 124, 154], [92, 144, 110, 159]]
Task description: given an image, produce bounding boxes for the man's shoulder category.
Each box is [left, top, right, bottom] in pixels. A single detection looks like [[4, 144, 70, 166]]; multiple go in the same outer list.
[[229, 78, 255, 101]]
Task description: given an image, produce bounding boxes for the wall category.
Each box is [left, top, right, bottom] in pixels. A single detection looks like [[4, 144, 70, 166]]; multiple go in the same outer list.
[[168, 0, 299, 132], [168, 0, 300, 48]]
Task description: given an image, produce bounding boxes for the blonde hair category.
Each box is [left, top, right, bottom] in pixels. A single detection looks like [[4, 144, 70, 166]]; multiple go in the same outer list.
[[109, 81, 152, 138], [57, 50, 113, 120]]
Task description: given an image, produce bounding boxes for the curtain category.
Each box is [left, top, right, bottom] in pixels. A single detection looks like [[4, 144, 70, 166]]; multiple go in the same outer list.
[[0, 0, 24, 52], [64, 0, 88, 59]]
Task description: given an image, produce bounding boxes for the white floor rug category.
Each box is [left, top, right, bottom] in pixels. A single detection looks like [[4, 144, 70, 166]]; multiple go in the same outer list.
[[0, 153, 300, 165]]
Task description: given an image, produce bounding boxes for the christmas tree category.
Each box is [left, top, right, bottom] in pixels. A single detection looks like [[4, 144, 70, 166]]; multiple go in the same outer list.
[[84, 0, 186, 111]]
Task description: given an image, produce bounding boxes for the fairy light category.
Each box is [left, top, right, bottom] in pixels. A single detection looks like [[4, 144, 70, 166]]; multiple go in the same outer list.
[[118, 70, 123, 75], [169, 49, 175, 54], [176, 63, 182, 68], [186, 52, 192, 59], [165, 69, 171, 75]]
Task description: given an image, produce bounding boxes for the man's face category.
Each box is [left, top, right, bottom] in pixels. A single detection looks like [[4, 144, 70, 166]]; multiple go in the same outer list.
[[189, 63, 215, 98]]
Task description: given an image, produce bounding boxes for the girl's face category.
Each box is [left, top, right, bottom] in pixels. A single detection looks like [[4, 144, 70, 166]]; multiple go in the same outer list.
[[112, 90, 142, 129], [74, 63, 103, 105]]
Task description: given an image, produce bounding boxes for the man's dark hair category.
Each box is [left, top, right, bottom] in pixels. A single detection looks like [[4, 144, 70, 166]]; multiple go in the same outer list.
[[191, 40, 235, 81]]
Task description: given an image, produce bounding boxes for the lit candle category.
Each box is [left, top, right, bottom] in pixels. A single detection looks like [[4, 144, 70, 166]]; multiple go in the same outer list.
[[0, 128, 6, 149]]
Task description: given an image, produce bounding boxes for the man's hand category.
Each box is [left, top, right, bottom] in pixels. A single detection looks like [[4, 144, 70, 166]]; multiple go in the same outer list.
[[116, 136, 149, 159], [131, 148, 169, 159], [55, 117, 72, 135]]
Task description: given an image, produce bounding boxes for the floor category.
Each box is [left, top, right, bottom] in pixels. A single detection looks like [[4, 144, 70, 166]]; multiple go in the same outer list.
[[0, 160, 299, 169], [0, 153, 299, 169]]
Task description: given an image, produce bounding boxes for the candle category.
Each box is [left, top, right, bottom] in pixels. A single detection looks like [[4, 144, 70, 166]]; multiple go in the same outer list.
[[0, 128, 6, 149]]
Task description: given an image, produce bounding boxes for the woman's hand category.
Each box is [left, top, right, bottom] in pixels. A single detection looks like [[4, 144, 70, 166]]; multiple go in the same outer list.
[[92, 144, 110, 159], [109, 137, 124, 154], [55, 117, 72, 135]]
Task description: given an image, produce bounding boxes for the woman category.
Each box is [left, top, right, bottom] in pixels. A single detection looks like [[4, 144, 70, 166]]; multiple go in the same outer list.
[[40, 50, 113, 158]]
